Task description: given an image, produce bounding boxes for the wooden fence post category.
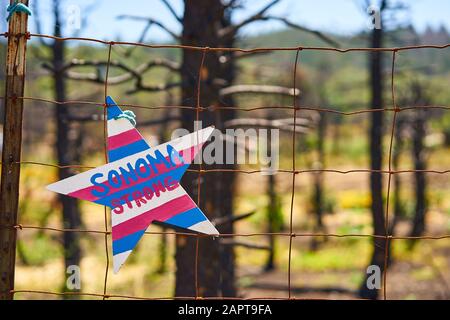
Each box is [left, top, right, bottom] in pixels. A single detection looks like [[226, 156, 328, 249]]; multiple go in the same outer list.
[[0, 0, 30, 300]]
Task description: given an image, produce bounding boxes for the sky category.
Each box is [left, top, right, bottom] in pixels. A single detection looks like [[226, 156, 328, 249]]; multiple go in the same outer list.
[[2, 0, 450, 42]]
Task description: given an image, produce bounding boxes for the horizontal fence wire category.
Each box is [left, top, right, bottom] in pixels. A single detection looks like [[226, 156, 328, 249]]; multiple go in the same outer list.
[[1, 97, 450, 113], [1, 161, 449, 175], [1, 32, 449, 300], [2, 222, 450, 241]]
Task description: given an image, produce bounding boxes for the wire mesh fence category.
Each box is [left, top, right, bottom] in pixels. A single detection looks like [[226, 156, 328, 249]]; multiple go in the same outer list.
[[1, 31, 449, 300]]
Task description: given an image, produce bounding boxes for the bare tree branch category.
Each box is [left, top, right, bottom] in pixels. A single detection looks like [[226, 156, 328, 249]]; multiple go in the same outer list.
[[118, 15, 181, 40], [160, 0, 182, 22], [220, 84, 300, 98], [218, 51, 272, 65], [219, 0, 339, 47], [140, 115, 181, 126], [263, 16, 340, 47], [213, 211, 256, 227], [60, 58, 179, 74], [219, 0, 281, 38], [43, 59, 137, 84], [127, 82, 182, 94], [68, 114, 181, 126], [223, 0, 244, 10], [224, 118, 310, 134], [43, 58, 180, 87], [116, 2, 181, 57], [220, 239, 270, 251], [116, 20, 154, 58], [233, 50, 272, 60], [67, 114, 104, 122], [225, 117, 310, 127]]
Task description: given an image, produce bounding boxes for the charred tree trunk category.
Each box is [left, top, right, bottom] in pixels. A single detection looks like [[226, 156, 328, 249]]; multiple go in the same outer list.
[[310, 113, 327, 251], [264, 112, 281, 270], [314, 113, 326, 231], [264, 172, 277, 271], [390, 116, 405, 235], [52, 1, 82, 296], [331, 117, 341, 155], [359, 3, 388, 299], [175, 0, 236, 297], [409, 106, 427, 243]]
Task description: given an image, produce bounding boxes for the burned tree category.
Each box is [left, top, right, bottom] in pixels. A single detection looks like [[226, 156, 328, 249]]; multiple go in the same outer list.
[[33, 0, 86, 296], [408, 80, 429, 244], [176, 0, 337, 297], [358, 0, 388, 300], [359, 0, 407, 299]]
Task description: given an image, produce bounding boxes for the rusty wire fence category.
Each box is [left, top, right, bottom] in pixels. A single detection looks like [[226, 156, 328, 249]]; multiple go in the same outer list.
[[1, 32, 450, 300]]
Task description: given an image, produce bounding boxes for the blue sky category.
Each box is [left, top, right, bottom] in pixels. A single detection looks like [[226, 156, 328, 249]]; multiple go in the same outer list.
[[2, 0, 450, 42]]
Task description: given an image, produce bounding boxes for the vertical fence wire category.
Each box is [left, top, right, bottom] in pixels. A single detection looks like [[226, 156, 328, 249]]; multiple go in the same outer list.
[[382, 50, 398, 300], [287, 48, 301, 299], [101, 42, 114, 300], [194, 47, 209, 299]]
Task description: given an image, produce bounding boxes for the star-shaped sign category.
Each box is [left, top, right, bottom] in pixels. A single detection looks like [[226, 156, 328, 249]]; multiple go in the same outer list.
[[47, 96, 218, 273]]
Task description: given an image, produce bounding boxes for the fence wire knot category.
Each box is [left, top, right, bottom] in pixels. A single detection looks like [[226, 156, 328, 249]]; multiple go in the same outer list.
[[6, 1, 32, 22], [114, 110, 136, 126]]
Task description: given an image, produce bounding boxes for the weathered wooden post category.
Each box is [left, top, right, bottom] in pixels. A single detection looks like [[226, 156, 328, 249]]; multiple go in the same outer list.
[[0, 0, 30, 300]]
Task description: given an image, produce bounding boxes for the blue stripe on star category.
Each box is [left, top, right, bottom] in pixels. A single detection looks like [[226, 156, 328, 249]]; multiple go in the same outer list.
[[106, 96, 123, 120], [108, 139, 151, 162], [164, 207, 207, 229], [113, 229, 146, 255]]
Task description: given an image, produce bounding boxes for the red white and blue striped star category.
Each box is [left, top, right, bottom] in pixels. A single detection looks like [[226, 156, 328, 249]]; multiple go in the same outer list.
[[47, 96, 218, 273]]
